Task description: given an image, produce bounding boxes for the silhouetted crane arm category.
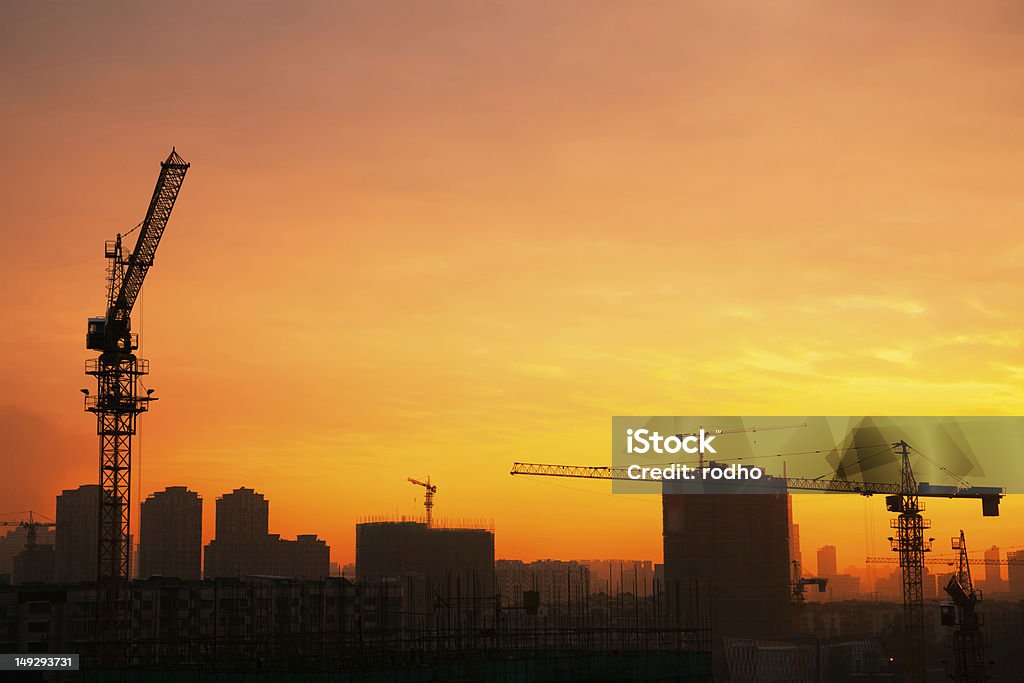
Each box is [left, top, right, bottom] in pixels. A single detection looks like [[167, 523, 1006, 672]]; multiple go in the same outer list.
[[509, 462, 902, 490], [106, 149, 189, 343], [866, 555, 1011, 566], [778, 476, 900, 495], [510, 463, 629, 480], [408, 477, 437, 493], [509, 462, 1001, 511]]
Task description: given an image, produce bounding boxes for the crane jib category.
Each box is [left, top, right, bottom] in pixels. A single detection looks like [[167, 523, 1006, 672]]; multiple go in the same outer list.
[[508, 461, 1002, 514], [107, 150, 189, 332]]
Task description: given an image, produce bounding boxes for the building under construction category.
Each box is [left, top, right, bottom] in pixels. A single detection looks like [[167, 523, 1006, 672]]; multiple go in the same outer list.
[[355, 518, 495, 597], [662, 488, 793, 645]]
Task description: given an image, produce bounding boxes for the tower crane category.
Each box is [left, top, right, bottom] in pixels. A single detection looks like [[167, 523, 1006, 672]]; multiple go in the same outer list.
[[510, 439, 1002, 683], [83, 149, 188, 640], [408, 476, 437, 527], [0, 512, 56, 550], [941, 530, 989, 682]]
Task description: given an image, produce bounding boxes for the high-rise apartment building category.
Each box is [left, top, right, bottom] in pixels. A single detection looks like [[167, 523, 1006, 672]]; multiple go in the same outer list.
[[215, 487, 268, 541], [817, 545, 838, 578], [984, 545, 1004, 592], [1008, 550, 1024, 597], [204, 487, 329, 580], [55, 485, 100, 583], [139, 486, 203, 580]]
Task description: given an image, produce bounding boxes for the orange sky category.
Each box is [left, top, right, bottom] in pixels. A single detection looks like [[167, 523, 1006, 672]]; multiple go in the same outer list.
[[2, 1, 1024, 569]]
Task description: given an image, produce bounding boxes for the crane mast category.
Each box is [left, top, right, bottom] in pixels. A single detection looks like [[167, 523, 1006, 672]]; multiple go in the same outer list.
[[889, 440, 928, 683], [84, 149, 188, 648]]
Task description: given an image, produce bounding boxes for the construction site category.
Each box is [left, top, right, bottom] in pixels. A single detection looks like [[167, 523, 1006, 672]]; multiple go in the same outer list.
[[511, 422, 1016, 682], [0, 149, 714, 682], [0, 150, 1021, 682], [14, 0, 1024, 679]]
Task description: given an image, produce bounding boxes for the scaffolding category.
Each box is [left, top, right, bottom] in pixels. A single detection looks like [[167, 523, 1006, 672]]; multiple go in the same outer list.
[[9, 574, 712, 679]]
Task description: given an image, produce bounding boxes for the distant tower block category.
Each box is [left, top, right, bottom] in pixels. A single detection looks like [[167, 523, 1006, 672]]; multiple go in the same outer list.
[[55, 485, 102, 583], [215, 487, 269, 541], [204, 487, 330, 580], [817, 544, 838, 578], [139, 487, 202, 580], [983, 545, 1003, 590]]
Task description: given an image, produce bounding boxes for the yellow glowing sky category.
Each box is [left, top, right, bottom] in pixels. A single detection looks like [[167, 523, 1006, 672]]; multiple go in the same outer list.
[[2, 2, 1024, 569]]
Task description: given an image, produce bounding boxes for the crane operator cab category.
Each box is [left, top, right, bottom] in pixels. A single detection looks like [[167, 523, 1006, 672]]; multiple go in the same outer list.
[[87, 316, 107, 351]]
